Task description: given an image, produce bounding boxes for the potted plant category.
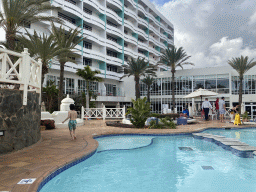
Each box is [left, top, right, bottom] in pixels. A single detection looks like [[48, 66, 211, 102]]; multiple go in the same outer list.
[[242, 111, 250, 122]]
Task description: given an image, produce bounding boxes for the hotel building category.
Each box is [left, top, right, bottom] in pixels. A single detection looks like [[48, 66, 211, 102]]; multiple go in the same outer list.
[[15, 0, 174, 107], [2, 0, 256, 119]]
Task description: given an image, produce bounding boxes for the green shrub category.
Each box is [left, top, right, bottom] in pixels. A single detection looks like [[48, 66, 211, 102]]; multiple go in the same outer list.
[[149, 117, 176, 129], [126, 97, 151, 128]]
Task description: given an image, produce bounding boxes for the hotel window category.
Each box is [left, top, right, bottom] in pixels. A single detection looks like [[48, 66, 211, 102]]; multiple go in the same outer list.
[[107, 64, 117, 72], [138, 38, 144, 43], [83, 57, 92, 66], [107, 20, 118, 28], [124, 56, 128, 61], [107, 35, 118, 43], [83, 41, 92, 49], [78, 79, 86, 94], [105, 83, 117, 96], [217, 74, 229, 94], [58, 12, 76, 24], [83, 7, 92, 15], [124, 30, 128, 35], [66, 78, 75, 95], [107, 50, 118, 58], [138, 49, 144, 54], [124, 42, 128, 47], [83, 23, 92, 31], [65, 0, 76, 5], [46, 75, 57, 85]]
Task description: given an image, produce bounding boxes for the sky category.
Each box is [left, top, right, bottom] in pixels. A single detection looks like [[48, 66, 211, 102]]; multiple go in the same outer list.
[[1, 0, 256, 69], [152, 0, 256, 68]]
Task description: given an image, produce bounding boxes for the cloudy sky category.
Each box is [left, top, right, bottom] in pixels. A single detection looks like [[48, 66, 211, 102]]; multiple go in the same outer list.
[[1, 0, 256, 69], [152, 0, 256, 68]]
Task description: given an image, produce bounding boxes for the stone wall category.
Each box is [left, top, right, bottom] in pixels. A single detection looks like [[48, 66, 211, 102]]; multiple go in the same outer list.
[[0, 89, 41, 154]]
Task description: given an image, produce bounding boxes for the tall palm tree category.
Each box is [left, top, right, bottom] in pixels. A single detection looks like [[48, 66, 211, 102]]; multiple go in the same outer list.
[[141, 75, 154, 103], [228, 56, 256, 114], [159, 46, 194, 111], [51, 24, 83, 110], [122, 57, 156, 100], [0, 0, 61, 50], [76, 66, 103, 109], [17, 30, 68, 88]]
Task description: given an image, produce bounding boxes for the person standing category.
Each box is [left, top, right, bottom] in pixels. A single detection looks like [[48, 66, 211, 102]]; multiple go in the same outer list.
[[215, 97, 219, 120], [219, 97, 226, 123], [202, 98, 212, 121]]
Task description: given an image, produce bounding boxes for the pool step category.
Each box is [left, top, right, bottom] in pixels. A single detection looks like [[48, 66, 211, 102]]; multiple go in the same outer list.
[[192, 133, 256, 158]]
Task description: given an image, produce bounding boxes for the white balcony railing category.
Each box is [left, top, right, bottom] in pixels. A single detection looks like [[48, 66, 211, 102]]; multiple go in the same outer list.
[[0, 48, 42, 105], [107, 0, 122, 10], [84, 0, 105, 14], [106, 8, 122, 24], [124, 34, 137, 45]]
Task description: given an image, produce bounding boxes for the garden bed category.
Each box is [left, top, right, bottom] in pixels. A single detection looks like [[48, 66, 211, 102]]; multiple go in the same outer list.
[[106, 121, 149, 128]]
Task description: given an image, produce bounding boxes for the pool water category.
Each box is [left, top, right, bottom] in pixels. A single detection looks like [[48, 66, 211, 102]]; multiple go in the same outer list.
[[203, 128, 256, 146], [40, 134, 256, 192]]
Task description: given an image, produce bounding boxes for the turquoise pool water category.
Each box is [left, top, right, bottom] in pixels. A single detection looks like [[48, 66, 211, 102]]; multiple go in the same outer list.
[[40, 133, 256, 192], [203, 128, 256, 146]]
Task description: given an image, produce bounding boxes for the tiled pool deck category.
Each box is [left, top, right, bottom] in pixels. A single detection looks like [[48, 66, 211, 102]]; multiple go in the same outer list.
[[0, 120, 255, 192]]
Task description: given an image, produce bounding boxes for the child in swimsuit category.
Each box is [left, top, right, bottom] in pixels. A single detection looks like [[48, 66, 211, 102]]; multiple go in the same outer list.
[[62, 104, 77, 140]]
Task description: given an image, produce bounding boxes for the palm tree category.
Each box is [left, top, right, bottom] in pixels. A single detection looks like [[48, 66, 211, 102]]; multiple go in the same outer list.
[[76, 66, 103, 109], [122, 57, 156, 100], [51, 24, 83, 110], [42, 80, 59, 113], [159, 46, 194, 111], [228, 56, 256, 114], [17, 30, 68, 88], [141, 75, 154, 103], [0, 0, 61, 50]]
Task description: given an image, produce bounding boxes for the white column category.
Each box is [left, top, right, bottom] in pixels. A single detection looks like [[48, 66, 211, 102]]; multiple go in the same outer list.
[[21, 48, 31, 105], [103, 105, 106, 120]]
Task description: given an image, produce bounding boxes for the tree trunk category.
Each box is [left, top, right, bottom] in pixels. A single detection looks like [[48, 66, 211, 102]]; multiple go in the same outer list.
[[238, 76, 243, 115], [135, 76, 140, 100], [86, 81, 90, 109], [58, 62, 65, 111], [147, 85, 150, 103], [171, 70, 175, 111], [41, 62, 48, 104], [6, 31, 15, 51]]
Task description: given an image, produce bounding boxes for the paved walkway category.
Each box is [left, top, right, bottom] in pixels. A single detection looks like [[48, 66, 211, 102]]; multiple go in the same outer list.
[[0, 120, 254, 192]]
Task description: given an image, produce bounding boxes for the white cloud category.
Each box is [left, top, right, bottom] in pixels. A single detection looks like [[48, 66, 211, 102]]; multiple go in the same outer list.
[[155, 0, 256, 68]]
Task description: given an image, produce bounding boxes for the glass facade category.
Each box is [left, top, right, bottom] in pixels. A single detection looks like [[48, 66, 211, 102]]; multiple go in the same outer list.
[[141, 74, 230, 96], [232, 75, 256, 94]]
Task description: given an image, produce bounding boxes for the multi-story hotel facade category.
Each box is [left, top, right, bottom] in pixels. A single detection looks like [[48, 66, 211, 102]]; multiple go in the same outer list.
[[15, 0, 174, 108], [2, 0, 255, 119]]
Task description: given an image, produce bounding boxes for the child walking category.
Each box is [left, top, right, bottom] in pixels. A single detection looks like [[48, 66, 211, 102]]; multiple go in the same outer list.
[[62, 104, 77, 140]]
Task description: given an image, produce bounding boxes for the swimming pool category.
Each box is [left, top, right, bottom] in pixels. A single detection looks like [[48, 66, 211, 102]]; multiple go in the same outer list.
[[39, 130, 256, 192], [203, 128, 256, 146]]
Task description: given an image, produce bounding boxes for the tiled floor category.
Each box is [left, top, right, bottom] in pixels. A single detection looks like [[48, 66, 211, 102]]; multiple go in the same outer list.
[[0, 120, 254, 192]]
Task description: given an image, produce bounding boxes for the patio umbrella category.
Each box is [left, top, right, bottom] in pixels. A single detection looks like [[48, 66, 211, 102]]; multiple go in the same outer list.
[[184, 88, 218, 104]]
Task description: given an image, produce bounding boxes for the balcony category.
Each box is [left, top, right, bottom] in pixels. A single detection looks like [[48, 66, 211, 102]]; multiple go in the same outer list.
[[137, 4, 147, 17], [126, 0, 136, 8], [138, 17, 148, 28], [83, 12, 105, 30], [106, 24, 123, 38], [106, 55, 123, 65], [124, 8, 137, 20], [84, 30, 105, 46], [124, 19, 136, 32], [124, 34, 137, 45], [138, 41, 148, 50], [107, 0, 122, 10], [124, 47, 134, 57], [53, 0, 81, 18], [137, 28, 148, 39], [83, 0, 105, 14], [106, 39, 122, 53], [83, 49, 105, 62], [106, 7, 122, 25]]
